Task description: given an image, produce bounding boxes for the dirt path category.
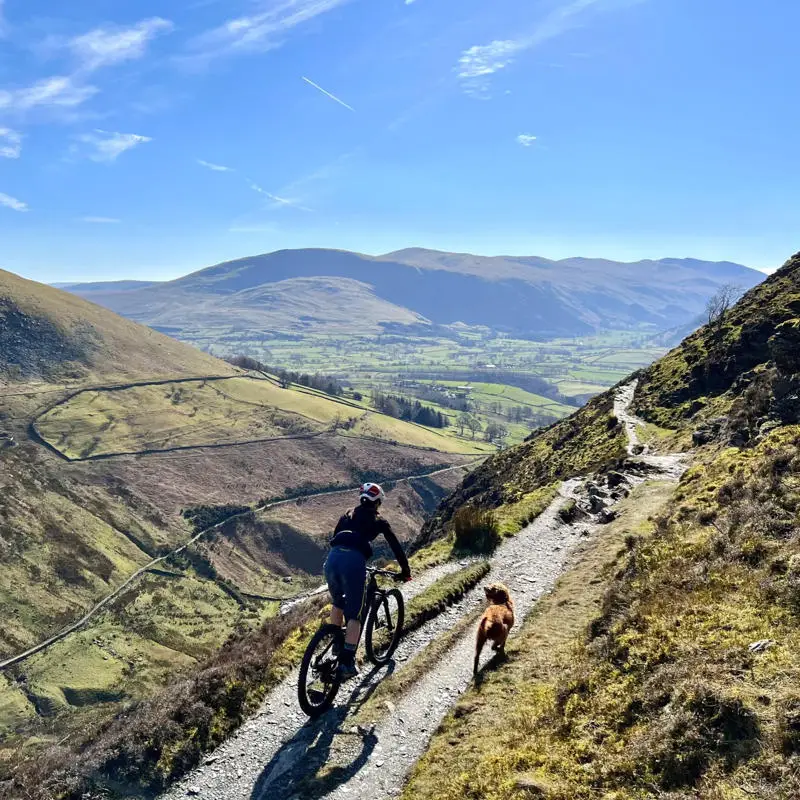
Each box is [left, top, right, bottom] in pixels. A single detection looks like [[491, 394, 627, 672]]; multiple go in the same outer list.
[[162, 382, 688, 800]]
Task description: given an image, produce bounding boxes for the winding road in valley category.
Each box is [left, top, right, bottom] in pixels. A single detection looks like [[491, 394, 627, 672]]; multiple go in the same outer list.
[[161, 382, 688, 800]]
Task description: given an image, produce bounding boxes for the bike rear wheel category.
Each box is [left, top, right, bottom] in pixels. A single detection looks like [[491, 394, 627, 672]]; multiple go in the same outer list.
[[364, 588, 405, 665], [298, 625, 343, 717]]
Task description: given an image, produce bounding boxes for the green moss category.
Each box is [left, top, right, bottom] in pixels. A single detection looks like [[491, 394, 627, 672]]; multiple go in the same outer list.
[[494, 483, 560, 536]]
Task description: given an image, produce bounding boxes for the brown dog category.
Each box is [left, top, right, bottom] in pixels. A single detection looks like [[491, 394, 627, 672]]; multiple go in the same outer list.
[[474, 582, 515, 675]]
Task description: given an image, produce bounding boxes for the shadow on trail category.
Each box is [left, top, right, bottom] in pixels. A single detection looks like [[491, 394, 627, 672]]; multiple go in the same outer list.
[[473, 651, 508, 691], [250, 662, 395, 800]]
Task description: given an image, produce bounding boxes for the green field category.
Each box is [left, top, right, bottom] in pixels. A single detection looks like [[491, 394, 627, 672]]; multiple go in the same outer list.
[[166, 327, 669, 448], [35, 375, 491, 459]]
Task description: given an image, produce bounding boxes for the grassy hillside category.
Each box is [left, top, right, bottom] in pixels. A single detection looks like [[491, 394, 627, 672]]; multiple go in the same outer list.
[[0, 270, 477, 769], [0, 268, 230, 382], [418, 388, 627, 548], [406, 251, 800, 799], [35, 375, 489, 459]]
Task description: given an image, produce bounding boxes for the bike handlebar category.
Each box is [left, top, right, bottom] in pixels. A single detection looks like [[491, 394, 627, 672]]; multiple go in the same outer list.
[[366, 567, 401, 577]]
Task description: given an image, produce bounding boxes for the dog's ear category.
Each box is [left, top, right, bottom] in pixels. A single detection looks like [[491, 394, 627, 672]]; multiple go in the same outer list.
[[484, 585, 491, 598]]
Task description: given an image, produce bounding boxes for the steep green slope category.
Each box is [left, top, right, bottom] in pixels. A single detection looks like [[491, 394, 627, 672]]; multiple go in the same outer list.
[[418, 389, 626, 548], [634, 251, 800, 432], [406, 251, 800, 799]]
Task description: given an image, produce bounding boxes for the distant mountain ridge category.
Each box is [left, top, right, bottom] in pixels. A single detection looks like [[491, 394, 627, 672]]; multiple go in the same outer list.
[[61, 247, 764, 338]]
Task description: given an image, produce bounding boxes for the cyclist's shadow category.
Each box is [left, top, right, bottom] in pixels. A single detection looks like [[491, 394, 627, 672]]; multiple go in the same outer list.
[[250, 661, 396, 800]]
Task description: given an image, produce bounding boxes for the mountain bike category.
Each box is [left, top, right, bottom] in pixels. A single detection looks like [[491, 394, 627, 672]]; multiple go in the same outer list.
[[298, 566, 406, 718]]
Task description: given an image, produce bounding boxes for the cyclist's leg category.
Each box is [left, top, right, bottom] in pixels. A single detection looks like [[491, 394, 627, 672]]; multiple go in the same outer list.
[[324, 550, 347, 628], [330, 607, 344, 627], [338, 551, 368, 675]]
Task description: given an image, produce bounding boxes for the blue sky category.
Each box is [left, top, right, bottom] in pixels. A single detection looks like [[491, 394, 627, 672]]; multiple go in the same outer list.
[[0, 0, 797, 282]]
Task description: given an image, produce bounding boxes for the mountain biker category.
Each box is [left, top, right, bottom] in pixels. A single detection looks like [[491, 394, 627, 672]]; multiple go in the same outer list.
[[325, 482, 411, 679]]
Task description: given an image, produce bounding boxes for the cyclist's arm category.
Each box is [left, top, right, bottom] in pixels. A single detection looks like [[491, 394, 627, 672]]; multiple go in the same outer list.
[[380, 521, 411, 579]]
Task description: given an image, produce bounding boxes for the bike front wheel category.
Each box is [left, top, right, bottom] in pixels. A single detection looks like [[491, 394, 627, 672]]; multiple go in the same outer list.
[[364, 588, 405, 665], [298, 624, 343, 717]]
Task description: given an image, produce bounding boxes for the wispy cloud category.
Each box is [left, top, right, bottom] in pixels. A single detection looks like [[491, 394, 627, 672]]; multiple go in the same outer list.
[[75, 129, 152, 162], [68, 18, 173, 70], [247, 179, 312, 211], [0, 192, 28, 212], [301, 76, 355, 112], [517, 134, 537, 147], [186, 0, 350, 62], [0, 76, 99, 113], [458, 0, 643, 97], [80, 216, 121, 223], [0, 128, 21, 158], [0, 18, 172, 118], [198, 159, 234, 172]]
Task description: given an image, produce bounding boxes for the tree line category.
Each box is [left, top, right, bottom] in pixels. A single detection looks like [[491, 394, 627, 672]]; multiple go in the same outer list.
[[372, 391, 449, 428], [225, 354, 344, 397]]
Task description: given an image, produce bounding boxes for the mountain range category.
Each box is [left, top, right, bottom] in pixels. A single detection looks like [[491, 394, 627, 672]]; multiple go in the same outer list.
[[61, 248, 765, 338]]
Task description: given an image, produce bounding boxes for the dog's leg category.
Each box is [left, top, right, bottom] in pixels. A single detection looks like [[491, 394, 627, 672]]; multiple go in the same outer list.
[[474, 623, 487, 675], [495, 625, 509, 655]]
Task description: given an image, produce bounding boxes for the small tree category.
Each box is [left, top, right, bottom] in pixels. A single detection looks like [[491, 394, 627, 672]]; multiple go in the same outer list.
[[705, 284, 742, 327], [457, 412, 470, 436], [465, 415, 483, 440], [484, 422, 508, 444]]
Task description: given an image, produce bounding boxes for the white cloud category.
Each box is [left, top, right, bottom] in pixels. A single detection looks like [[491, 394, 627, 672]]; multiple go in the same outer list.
[[0, 76, 99, 113], [0, 18, 172, 118], [301, 76, 355, 112], [187, 0, 351, 61], [458, 0, 644, 96], [517, 134, 537, 147], [198, 159, 234, 172], [0, 128, 21, 158], [81, 216, 121, 223], [76, 129, 152, 162], [0, 192, 28, 212], [68, 18, 174, 70], [458, 40, 522, 80]]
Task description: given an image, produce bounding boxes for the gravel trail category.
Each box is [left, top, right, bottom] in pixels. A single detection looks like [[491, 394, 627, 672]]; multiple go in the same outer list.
[[163, 383, 686, 800]]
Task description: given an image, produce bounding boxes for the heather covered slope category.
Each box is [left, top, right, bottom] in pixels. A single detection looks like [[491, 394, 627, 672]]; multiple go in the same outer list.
[[405, 251, 800, 800]]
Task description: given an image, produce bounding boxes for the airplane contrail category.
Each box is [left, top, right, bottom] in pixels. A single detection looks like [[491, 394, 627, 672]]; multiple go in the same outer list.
[[301, 76, 356, 112]]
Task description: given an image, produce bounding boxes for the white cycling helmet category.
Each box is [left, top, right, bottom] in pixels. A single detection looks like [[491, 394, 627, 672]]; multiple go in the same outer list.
[[359, 482, 385, 504]]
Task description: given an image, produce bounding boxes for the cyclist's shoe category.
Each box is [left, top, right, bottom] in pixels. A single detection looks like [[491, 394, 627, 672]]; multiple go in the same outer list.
[[337, 660, 359, 680]]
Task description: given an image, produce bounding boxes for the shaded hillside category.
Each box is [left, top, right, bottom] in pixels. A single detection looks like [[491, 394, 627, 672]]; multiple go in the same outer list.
[[0, 269, 230, 382], [63, 248, 764, 338], [405, 251, 800, 800]]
